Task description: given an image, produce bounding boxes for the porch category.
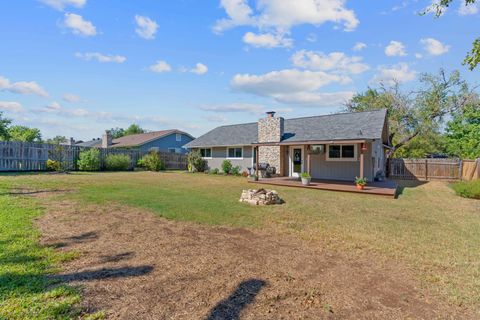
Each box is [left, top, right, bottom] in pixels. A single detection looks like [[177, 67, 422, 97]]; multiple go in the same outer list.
[[249, 177, 397, 197]]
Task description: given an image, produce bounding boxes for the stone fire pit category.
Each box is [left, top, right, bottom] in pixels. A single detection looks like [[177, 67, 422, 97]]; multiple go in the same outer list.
[[239, 188, 283, 205]]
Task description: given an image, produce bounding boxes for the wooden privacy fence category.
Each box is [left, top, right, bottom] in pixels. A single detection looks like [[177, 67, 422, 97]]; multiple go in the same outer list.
[[388, 158, 480, 181], [0, 141, 188, 172]]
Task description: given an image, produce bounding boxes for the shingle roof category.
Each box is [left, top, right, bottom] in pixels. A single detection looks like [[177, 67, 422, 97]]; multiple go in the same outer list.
[[76, 130, 194, 148], [184, 109, 387, 148]]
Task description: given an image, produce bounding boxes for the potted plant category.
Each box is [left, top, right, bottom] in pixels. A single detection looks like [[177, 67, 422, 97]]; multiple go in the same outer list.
[[355, 177, 367, 190], [300, 172, 311, 186], [250, 174, 259, 182]]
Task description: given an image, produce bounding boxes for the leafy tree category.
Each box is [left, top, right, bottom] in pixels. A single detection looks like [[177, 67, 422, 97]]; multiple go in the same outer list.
[[425, 0, 479, 70], [109, 127, 126, 139], [124, 124, 145, 136], [345, 69, 475, 157], [445, 103, 480, 159], [187, 149, 207, 172], [8, 125, 42, 142], [77, 148, 101, 171], [394, 131, 447, 158], [0, 112, 12, 140], [46, 135, 67, 145]]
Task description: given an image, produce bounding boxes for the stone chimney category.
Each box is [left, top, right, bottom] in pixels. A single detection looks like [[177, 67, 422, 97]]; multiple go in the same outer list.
[[257, 111, 284, 173], [102, 130, 112, 148], [258, 111, 284, 143], [68, 137, 75, 146]]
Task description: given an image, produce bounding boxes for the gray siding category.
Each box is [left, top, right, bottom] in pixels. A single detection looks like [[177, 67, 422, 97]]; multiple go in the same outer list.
[[196, 146, 254, 172], [310, 143, 374, 181]]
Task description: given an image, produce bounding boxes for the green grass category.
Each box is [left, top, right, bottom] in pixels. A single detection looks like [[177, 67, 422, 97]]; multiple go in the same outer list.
[[452, 179, 480, 199], [0, 190, 82, 319], [1, 172, 480, 313]]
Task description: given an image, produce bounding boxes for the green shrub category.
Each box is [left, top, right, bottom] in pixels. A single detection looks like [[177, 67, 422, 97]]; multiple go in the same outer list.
[[46, 159, 61, 171], [210, 168, 219, 175], [187, 150, 207, 172], [105, 154, 131, 171], [77, 148, 101, 171], [140, 151, 165, 171], [452, 180, 480, 199], [221, 160, 232, 174], [231, 165, 241, 176]]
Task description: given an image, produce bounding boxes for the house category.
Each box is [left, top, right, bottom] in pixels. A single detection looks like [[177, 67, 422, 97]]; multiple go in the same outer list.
[[77, 129, 194, 154], [184, 109, 389, 181]]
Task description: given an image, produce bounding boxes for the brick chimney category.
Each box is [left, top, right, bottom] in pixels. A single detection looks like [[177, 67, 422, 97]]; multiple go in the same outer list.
[[257, 111, 284, 173], [102, 130, 112, 148]]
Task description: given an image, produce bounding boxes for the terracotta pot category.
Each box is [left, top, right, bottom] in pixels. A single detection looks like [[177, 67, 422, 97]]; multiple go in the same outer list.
[[356, 184, 365, 190]]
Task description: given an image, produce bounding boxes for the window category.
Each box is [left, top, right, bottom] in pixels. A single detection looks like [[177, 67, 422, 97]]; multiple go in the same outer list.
[[199, 148, 212, 158], [227, 147, 243, 159], [176, 133, 182, 142], [168, 148, 176, 153], [327, 144, 357, 161]]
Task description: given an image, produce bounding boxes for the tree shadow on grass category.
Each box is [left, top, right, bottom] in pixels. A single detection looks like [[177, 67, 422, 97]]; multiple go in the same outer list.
[[51, 265, 153, 283], [206, 279, 266, 320], [394, 180, 429, 198], [0, 188, 70, 196]]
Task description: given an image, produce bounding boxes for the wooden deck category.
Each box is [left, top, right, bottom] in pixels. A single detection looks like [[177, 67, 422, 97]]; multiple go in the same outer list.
[[249, 177, 397, 197]]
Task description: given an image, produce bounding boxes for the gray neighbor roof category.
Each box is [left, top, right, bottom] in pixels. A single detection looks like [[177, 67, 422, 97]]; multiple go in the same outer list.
[[184, 109, 387, 148]]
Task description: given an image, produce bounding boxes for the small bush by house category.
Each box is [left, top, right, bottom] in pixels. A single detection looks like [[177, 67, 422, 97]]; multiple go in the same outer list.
[[187, 150, 207, 172], [46, 159, 61, 171], [105, 154, 131, 171], [77, 148, 101, 171], [139, 151, 165, 171], [221, 160, 232, 174], [452, 180, 480, 199]]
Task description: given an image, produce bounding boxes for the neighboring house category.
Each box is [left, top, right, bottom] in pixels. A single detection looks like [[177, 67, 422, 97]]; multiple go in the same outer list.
[[77, 130, 194, 154], [184, 109, 389, 181]]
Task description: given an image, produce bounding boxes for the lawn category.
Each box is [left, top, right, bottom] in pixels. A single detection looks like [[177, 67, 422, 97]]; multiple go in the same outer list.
[[0, 171, 479, 317]]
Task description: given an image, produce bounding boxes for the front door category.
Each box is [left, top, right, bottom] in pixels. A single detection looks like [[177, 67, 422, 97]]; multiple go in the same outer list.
[[290, 147, 303, 178]]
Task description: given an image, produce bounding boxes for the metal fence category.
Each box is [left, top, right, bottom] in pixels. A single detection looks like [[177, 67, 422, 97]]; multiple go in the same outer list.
[[388, 158, 480, 181], [0, 141, 187, 172]]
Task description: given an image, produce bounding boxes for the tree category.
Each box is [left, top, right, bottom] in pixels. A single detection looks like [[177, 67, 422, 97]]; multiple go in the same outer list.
[[345, 69, 476, 157], [46, 135, 67, 145], [124, 124, 145, 136], [8, 125, 42, 142], [109, 127, 126, 139], [426, 0, 479, 70], [0, 112, 12, 140], [445, 103, 480, 159]]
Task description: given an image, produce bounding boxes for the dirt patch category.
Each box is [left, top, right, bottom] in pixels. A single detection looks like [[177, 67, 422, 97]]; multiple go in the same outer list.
[[36, 199, 467, 319]]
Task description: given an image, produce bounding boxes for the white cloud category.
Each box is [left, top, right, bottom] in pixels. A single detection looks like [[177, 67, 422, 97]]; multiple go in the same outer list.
[[63, 93, 82, 103], [214, 0, 359, 34], [231, 68, 352, 106], [149, 60, 172, 73], [353, 42, 367, 51], [420, 38, 450, 56], [64, 13, 96, 37], [46, 101, 62, 111], [370, 63, 417, 86], [242, 31, 293, 48], [415, 53, 423, 59], [190, 63, 208, 75], [0, 75, 49, 97], [75, 52, 126, 63], [306, 33, 317, 43], [135, 15, 158, 40], [385, 40, 407, 57], [458, 2, 479, 15], [272, 91, 354, 106], [291, 50, 369, 75], [39, 0, 86, 11], [200, 103, 266, 115], [0, 101, 24, 113], [203, 114, 228, 123]]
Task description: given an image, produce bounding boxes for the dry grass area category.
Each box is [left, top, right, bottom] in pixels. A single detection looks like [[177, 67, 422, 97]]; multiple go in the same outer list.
[[1, 172, 479, 319], [37, 198, 464, 319]]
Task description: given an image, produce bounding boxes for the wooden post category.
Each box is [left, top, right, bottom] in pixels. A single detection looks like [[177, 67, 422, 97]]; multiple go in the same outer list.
[[307, 145, 311, 175], [425, 158, 428, 181], [359, 144, 364, 179], [255, 146, 259, 177]]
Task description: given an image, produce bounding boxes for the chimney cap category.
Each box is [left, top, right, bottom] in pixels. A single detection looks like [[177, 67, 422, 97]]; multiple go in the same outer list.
[[266, 111, 276, 118]]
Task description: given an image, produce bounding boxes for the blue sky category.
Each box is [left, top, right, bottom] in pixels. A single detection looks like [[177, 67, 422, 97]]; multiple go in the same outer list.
[[0, 0, 478, 140]]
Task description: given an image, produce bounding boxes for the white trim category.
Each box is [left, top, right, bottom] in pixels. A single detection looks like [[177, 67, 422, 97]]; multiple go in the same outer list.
[[326, 144, 358, 162], [199, 147, 212, 159], [289, 146, 304, 178], [176, 133, 182, 142], [226, 146, 244, 160]]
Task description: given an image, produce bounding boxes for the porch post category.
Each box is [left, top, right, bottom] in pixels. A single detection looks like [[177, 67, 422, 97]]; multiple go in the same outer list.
[[255, 146, 259, 177], [307, 145, 311, 175], [359, 143, 364, 179]]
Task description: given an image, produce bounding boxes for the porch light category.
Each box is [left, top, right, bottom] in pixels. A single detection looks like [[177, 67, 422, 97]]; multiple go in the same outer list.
[[361, 143, 367, 151]]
